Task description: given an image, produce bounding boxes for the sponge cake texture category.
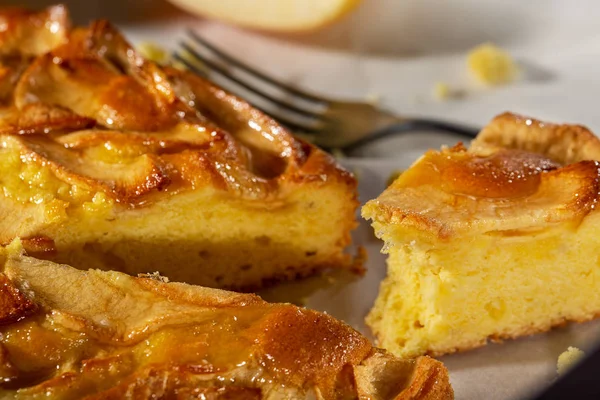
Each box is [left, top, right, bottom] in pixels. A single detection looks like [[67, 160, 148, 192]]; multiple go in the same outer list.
[[363, 113, 600, 357]]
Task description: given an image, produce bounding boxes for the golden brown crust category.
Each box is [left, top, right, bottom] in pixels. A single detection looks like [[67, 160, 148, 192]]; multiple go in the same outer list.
[[363, 112, 600, 240], [473, 112, 600, 165], [354, 352, 453, 400], [0, 10, 354, 208], [0, 243, 453, 399], [0, 273, 37, 325], [0, 103, 95, 134], [396, 356, 454, 399], [0, 5, 69, 106], [0, 5, 69, 57]]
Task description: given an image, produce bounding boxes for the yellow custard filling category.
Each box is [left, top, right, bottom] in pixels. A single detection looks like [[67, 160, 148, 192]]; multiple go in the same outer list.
[[0, 146, 114, 223]]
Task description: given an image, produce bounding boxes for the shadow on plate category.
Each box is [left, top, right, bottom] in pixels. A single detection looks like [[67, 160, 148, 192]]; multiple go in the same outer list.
[[518, 60, 556, 84], [258, 268, 361, 306], [346, 131, 468, 159]]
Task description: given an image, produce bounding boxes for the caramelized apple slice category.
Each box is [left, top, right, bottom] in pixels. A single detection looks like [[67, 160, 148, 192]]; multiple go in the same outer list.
[[0, 5, 69, 57]]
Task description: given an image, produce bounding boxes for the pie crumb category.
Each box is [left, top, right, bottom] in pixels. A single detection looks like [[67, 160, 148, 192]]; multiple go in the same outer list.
[[467, 43, 518, 85], [138, 271, 170, 283], [557, 346, 585, 375], [434, 82, 451, 101]]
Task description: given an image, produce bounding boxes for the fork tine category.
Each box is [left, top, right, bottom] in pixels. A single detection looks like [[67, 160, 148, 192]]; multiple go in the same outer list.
[[172, 52, 324, 134], [178, 42, 325, 121], [187, 30, 330, 106]]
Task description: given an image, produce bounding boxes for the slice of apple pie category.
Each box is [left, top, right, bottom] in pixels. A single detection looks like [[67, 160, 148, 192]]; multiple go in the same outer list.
[[364, 112, 600, 357], [0, 6, 359, 290], [0, 241, 453, 399]]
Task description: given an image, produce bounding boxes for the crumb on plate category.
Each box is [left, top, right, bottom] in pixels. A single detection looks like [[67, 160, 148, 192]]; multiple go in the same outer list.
[[434, 82, 451, 100], [557, 346, 585, 375], [467, 43, 518, 85], [433, 82, 451, 101], [433, 83, 466, 101]]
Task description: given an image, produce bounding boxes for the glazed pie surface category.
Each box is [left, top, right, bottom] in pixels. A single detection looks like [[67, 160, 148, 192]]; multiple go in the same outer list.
[[0, 241, 453, 399], [364, 113, 600, 357], [0, 6, 359, 289]]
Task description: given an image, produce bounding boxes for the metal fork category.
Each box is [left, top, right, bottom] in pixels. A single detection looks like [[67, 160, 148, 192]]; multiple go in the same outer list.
[[173, 30, 479, 151]]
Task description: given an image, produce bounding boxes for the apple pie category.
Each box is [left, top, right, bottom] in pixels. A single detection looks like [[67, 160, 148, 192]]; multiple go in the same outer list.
[[364, 112, 600, 357], [0, 5, 359, 290], [0, 240, 453, 399]]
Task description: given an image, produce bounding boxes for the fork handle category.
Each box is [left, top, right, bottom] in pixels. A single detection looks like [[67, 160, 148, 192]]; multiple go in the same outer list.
[[344, 118, 480, 151]]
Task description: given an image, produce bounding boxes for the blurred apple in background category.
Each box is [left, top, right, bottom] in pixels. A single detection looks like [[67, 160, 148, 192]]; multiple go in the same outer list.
[[1, 0, 528, 58], [166, 0, 362, 32]]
